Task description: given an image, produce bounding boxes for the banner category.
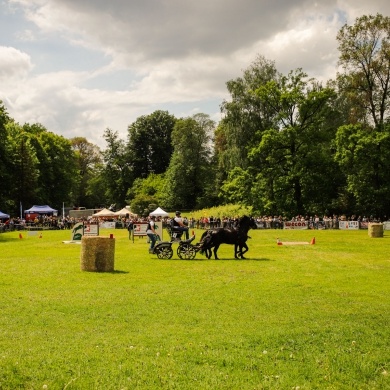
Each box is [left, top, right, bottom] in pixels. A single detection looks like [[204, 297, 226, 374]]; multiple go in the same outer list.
[[133, 223, 148, 236], [84, 223, 99, 236], [338, 221, 359, 230], [71, 222, 84, 240], [101, 221, 116, 229], [132, 221, 164, 241], [284, 221, 308, 230]]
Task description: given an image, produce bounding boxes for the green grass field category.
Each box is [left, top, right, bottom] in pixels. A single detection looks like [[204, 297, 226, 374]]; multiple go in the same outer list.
[[0, 228, 389, 389]]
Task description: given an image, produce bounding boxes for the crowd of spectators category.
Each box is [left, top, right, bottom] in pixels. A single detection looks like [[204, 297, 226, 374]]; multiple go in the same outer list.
[[0, 215, 80, 232], [1, 212, 388, 233], [251, 214, 386, 230], [126, 214, 388, 231]]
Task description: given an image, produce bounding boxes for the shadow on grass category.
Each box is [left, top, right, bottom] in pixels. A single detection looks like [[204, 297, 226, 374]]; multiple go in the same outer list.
[[0, 235, 22, 242], [152, 257, 206, 261], [152, 256, 273, 262], [204, 257, 273, 261], [82, 270, 129, 274]]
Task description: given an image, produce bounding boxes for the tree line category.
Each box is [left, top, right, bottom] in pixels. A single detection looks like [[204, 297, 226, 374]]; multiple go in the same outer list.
[[1, 14, 390, 218]]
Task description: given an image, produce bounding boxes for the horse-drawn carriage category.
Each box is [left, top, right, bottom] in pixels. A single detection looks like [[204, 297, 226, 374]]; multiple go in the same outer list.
[[151, 215, 257, 260], [151, 223, 200, 259]]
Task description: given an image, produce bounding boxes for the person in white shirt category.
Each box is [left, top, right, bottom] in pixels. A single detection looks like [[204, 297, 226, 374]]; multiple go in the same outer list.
[[173, 211, 189, 239], [146, 215, 157, 253]]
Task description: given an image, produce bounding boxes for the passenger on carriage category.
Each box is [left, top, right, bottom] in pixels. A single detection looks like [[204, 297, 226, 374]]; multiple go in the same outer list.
[[172, 211, 189, 239]]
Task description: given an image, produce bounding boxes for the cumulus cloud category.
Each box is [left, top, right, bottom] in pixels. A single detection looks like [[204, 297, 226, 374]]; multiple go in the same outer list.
[[0, 45, 32, 79], [2, 0, 390, 147]]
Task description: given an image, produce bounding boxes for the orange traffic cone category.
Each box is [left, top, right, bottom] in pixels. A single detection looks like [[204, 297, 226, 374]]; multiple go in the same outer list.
[[19, 233, 23, 239], [310, 237, 315, 245]]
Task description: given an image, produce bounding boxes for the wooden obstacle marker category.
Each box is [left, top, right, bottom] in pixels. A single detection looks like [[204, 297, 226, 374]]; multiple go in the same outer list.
[[277, 237, 315, 245]]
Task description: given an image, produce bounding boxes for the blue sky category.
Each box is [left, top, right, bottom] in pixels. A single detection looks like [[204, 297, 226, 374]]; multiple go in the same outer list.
[[1, 0, 389, 148]]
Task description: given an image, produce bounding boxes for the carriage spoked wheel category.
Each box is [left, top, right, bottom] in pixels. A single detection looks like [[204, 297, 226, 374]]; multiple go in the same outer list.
[[177, 244, 196, 260], [156, 246, 173, 259]]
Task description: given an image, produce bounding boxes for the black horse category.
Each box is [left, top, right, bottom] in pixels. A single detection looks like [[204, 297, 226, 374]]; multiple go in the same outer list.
[[199, 215, 257, 259]]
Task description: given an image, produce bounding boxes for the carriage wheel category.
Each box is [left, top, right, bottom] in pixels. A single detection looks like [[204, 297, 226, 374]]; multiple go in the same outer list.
[[156, 246, 173, 259], [177, 244, 196, 260]]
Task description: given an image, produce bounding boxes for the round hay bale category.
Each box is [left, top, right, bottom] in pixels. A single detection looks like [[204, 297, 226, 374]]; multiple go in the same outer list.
[[368, 223, 383, 238], [80, 236, 115, 272]]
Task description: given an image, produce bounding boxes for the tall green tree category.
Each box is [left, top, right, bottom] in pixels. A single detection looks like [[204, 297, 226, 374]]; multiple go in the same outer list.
[[127, 110, 176, 179], [222, 70, 340, 216], [218, 55, 280, 176], [4, 123, 78, 213], [334, 123, 390, 216], [70, 137, 102, 208], [0, 102, 11, 211], [127, 173, 165, 216], [30, 126, 78, 209], [84, 161, 107, 209], [162, 113, 216, 210], [337, 13, 390, 129], [5, 122, 40, 215], [334, 13, 390, 217], [101, 128, 132, 208]]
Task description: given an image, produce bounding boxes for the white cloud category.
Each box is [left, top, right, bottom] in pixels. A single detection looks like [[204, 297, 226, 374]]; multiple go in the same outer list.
[[0, 45, 32, 79], [2, 0, 390, 148], [257, 13, 342, 81]]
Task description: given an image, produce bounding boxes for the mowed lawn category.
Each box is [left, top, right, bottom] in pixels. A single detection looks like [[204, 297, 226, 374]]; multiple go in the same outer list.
[[0, 227, 389, 389]]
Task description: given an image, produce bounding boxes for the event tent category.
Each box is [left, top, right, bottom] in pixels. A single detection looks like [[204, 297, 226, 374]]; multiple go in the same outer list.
[[149, 207, 169, 217], [24, 205, 57, 214], [92, 208, 115, 217], [114, 207, 137, 217], [0, 211, 10, 219]]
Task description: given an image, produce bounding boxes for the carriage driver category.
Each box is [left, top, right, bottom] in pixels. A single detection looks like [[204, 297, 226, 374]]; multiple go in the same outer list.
[[173, 211, 189, 239]]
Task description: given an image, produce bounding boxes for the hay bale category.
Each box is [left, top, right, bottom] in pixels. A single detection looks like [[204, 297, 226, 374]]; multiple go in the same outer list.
[[368, 223, 383, 238], [80, 236, 115, 272]]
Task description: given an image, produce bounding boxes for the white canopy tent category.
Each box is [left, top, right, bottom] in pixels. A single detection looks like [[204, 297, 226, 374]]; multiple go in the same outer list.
[[114, 207, 137, 217], [149, 207, 169, 217], [92, 208, 115, 217]]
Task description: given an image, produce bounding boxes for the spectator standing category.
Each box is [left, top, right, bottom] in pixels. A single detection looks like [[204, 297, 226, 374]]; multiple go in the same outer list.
[[146, 216, 157, 253]]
